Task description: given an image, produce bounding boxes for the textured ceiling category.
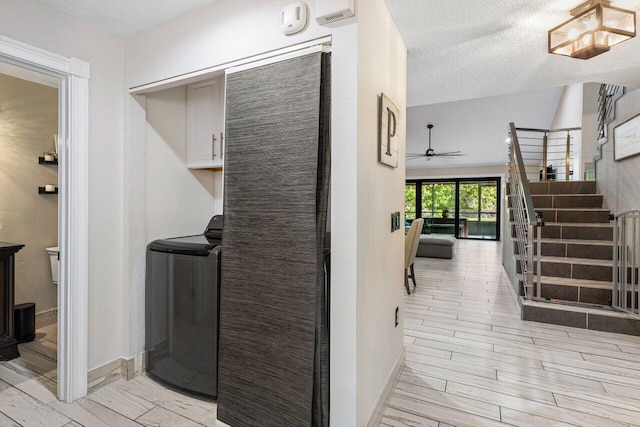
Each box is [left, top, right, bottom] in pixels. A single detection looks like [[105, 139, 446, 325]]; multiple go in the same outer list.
[[32, 0, 640, 170], [384, 0, 640, 106], [37, 1, 640, 98], [37, 0, 220, 36]]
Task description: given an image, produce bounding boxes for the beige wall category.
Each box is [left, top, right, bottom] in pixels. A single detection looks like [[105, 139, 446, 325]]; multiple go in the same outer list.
[[596, 89, 640, 212], [356, 0, 407, 424], [0, 74, 58, 312]]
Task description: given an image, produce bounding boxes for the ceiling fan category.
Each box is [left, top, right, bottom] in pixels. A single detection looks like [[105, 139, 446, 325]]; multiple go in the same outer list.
[[407, 124, 464, 161]]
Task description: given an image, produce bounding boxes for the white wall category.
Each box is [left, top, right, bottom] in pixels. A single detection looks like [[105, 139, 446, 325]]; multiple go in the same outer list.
[[144, 86, 217, 243], [407, 164, 506, 180], [582, 83, 601, 176], [328, 23, 360, 427], [596, 89, 640, 212], [549, 84, 583, 180], [0, 0, 125, 370], [356, 0, 407, 424], [123, 1, 369, 424], [125, 0, 335, 88], [123, 0, 337, 361], [406, 87, 563, 170]]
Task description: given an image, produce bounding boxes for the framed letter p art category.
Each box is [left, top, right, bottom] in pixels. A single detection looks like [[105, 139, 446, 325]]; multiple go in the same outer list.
[[379, 93, 399, 168]]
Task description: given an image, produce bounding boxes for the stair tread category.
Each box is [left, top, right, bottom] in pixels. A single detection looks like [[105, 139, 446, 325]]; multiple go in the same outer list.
[[540, 238, 613, 246], [515, 254, 612, 266], [522, 299, 636, 319], [517, 273, 612, 289], [511, 239, 613, 247], [535, 208, 610, 211], [533, 275, 612, 289], [529, 180, 594, 183], [543, 222, 613, 228], [531, 193, 603, 197], [540, 255, 612, 266], [509, 221, 612, 227]]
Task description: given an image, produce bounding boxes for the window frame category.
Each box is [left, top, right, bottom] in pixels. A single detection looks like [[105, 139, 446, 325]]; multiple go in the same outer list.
[[405, 177, 502, 241]]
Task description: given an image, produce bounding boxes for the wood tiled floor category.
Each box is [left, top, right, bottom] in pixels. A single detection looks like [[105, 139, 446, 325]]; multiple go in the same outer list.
[[0, 324, 220, 426], [4, 239, 640, 426], [382, 239, 640, 427]]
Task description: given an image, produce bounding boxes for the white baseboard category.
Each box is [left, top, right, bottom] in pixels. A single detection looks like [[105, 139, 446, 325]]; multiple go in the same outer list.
[[87, 355, 138, 393], [502, 267, 522, 317], [365, 348, 405, 427]]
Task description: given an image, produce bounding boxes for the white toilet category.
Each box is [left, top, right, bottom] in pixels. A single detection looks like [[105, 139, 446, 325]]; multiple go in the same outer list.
[[46, 247, 59, 286]]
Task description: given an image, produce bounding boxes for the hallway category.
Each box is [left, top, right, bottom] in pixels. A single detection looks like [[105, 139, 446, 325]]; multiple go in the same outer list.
[[382, 240, 640, 426]]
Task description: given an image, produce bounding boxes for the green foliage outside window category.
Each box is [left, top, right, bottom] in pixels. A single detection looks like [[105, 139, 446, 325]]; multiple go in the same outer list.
[[459, 182, 498, 221], [405, 184, 416, 220], [422, 183, 455, 218], [404, 180, 499, 228]]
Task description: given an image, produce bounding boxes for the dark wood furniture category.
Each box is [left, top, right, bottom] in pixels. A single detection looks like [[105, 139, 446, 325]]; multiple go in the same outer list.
[[0, 242, 25, 361]]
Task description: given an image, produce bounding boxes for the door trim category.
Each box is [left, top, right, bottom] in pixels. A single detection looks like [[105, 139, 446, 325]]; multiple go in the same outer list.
[[0, 34, 90, 403]]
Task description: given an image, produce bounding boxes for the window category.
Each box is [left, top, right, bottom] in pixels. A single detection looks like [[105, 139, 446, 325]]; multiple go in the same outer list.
[[459, 180, 499, 239], [422, 182, 455, 219], [404, 177, 501, 240], [405, 183, 416, 221]]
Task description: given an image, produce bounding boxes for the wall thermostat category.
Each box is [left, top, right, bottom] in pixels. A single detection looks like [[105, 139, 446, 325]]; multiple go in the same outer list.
[[281, 2, 307, 36]]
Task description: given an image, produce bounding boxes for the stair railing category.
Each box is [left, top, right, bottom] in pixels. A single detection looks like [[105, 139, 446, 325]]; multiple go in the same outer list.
[[598, 84, 623, 139], [515, 127, 581, 182], [612, 209, 640, 315], [508, 123, 543, 299]]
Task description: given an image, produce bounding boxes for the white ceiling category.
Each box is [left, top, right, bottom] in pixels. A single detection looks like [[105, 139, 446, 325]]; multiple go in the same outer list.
[[405, 86, 564, 169], [384, 0, 640, 107], [31, 0, 640, 170], [36, 0, 640, 100], [37, 0, 220, 36]]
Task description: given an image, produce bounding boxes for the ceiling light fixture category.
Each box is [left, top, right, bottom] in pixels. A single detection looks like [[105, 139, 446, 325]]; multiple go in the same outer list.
[[549, 0, 636, 59]]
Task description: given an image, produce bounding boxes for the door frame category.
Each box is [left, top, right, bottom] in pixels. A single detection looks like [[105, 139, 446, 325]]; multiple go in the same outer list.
[[0, 34, 90, 402]]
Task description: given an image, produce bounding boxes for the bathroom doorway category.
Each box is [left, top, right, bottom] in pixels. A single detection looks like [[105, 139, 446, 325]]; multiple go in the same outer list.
[[0, 35, 90, 403], [0, 62, 60, 397]]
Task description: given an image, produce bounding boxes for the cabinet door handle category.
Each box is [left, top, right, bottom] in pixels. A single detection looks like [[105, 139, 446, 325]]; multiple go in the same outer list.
[[212, 134, 217, 159], [220, 132, 224, 160]]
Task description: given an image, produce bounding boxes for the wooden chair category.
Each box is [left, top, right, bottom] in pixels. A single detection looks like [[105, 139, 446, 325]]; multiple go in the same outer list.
[[404, 218, 424, 294]]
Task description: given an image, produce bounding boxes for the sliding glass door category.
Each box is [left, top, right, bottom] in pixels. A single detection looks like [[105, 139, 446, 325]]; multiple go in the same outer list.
[[405, 177, 501, 241], [459, 180, 499, 239], [422, 182, 456, 237]]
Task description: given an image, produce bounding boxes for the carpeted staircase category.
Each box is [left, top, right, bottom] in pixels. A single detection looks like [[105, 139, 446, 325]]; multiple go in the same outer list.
[[511, 180, 640, 335]]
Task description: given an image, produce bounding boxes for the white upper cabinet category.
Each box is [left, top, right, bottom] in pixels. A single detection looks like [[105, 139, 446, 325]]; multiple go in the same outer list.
[[186, 75, 225, 169]]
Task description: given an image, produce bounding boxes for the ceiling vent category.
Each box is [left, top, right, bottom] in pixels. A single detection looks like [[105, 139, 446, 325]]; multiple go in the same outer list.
[[315, 0, 355, 25]]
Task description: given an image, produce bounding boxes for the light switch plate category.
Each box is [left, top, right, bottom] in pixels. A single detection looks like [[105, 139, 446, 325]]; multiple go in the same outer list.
[[391, 212, 401, 232]]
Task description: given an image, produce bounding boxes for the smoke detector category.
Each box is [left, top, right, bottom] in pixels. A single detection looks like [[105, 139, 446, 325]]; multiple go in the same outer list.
[[281, 2, 308, 36]]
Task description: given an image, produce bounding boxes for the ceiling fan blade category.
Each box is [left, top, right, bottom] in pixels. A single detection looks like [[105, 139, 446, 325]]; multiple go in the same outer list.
[[419, 125, 465, 159], [406, 155, 426, 160], [406, 153, 426, 157], [434, 151, 464, 156]]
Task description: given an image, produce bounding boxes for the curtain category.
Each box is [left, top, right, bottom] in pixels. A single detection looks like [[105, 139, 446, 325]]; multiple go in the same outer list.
[[217, 51, 330, 427]]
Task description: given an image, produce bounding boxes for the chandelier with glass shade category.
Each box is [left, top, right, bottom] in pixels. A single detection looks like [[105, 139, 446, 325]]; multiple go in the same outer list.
[[549, 0, 636, 59]]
